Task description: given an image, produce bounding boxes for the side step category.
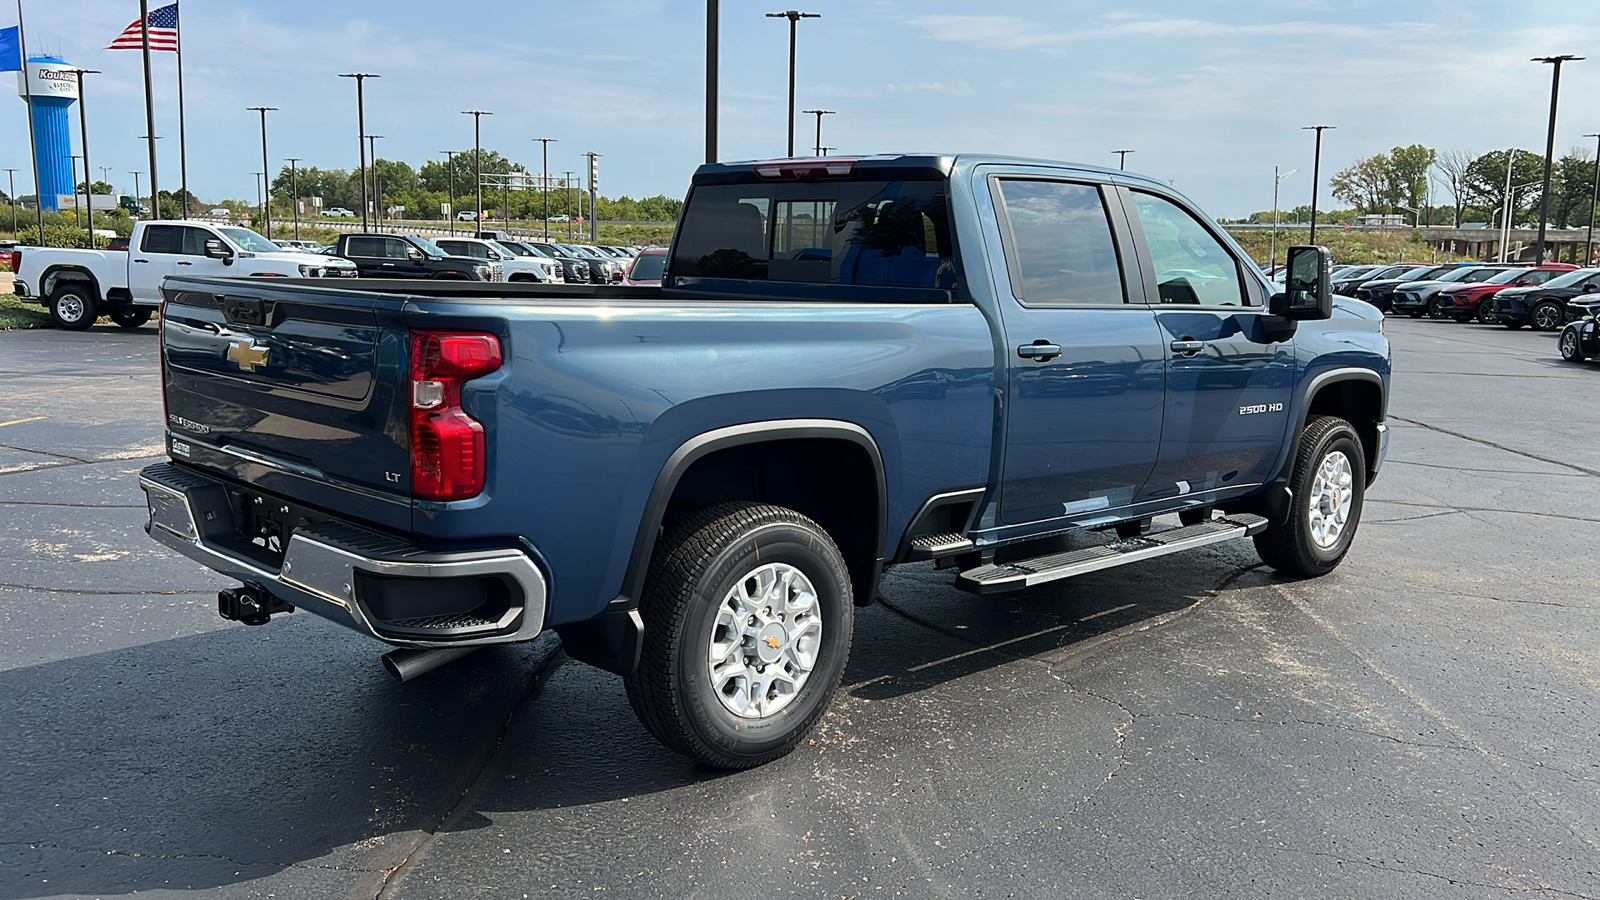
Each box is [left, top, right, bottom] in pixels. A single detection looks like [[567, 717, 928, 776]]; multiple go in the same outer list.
[[906, 531, 975, 560], [956, 514, 1268, 594]]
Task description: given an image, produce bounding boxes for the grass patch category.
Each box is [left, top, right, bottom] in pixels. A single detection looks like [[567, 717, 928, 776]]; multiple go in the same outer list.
[[0, 294, 49, 329]]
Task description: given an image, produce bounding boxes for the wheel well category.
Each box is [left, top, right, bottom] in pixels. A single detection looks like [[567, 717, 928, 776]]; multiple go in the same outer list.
[[662, 438, 881, 604], [42, 267, 102, 303], [1306, 379, 1383, 478]]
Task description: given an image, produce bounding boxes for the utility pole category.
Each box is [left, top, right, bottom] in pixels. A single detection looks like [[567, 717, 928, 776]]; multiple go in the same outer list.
[[766, 10, 820, 156], [462, 110, 491, 226], [130, 171, 142, 218], [67, 69, 100, 244], [1532, 55, 1583, 261], [802, 109, 833, 156], [1584, 133, 1600, 265], [1112, 149, 1134, 170], [138, 0, 159, 219], [1302, 125, 1334, 244], [441, 150, 457, 234], [564, 171, 575, 240], [3, 169, 16, 237], [338, 73, 379, 230], [247, 106, 277, 236], [66, 155, 82, 230], [366, 134, 384, 230], [706, 0, 719, 164], [534, 137, 557, 240], [1270, 166, 1298, 270], [583, 152, 601, 243], [286, 158, 300, 239], [1500, 148, 1519, 263]]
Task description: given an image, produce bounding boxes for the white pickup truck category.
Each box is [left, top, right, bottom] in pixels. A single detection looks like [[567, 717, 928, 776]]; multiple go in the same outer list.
[[434, 236, 564, 283], [9, 220, 358, 330]]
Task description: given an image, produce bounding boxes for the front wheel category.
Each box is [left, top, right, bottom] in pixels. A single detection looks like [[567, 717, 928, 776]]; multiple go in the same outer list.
[[48, 284, 98, 331], [624, 502, 854, 769], [1559, 324, 1588, 362], [1254, 416, 1366, 578], [1530, 301, 1565, 332], [1475, 303, 1497, 325], [108, 307, 152, 329]]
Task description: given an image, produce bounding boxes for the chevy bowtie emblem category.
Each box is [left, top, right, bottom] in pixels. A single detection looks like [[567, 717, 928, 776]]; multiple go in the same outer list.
[[226, 338, 269, 372], [764, 636, 782, 649]]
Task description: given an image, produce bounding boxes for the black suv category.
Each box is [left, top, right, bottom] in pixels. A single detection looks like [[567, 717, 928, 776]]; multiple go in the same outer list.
[[335, 233, 498, 280], [1485, 268, 1600, 330], [526, 242, 596, 284]]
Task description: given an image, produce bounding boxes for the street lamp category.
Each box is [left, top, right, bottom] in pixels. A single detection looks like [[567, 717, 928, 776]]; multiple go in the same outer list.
[[1583, 133, 1600, 265], [253, 172, 263, 227], [1532, 55, 1583, 262], [338, 73, 379, 230], [766, 10, 821, 157], [1302, 125, 1334, 245], [441, 150, 457, 234], [1498, 180, 1541, 262], [247, 106, 277, 237], [66, 69, 100, 245], [707, 0, 719, 163], [365, 134, 384, 230], [534, 137, 557, 239], [1270, 167, 1298, 269], [129, 171, 143, 218], [1112, 149, 1134, 170], [286, 157, 301, 240], [462, 110, 492, 226], [65, 155, 82, 231], [3, 168, 16, 237], [564, 170, 575, 239], [801, 109, 833, 156]]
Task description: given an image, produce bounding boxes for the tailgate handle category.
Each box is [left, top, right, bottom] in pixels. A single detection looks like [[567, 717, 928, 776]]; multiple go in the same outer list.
[[222, 296, 266, 327]]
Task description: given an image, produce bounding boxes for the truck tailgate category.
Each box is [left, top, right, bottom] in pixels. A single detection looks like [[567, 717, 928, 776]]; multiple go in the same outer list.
[[159, 277, 414, 529]]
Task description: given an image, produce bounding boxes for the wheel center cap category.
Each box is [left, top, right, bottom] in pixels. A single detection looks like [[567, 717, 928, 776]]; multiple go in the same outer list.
[[756, 623, 787, 663]]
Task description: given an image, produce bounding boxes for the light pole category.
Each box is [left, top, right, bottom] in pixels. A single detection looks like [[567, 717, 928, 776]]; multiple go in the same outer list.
[[1584, 133, 1600, 265], [1498, 179, 1541, 262], [441, 150, 457, 234], [462, 110, 491, 227], [365, 134, 384, 230], [534, 137, 557, 239], [564, 170, 575, 240], [1270, 167, 1297, 270], [801, 109, 833, 156], [65, 155, 81, 231], [247, 106, 277, 237], [129, 171, 142, 218], [286, 157, 300, 239], [817, 146, 834, 157], [1302, 125, 1334, 244], [253, 172, 263, 227], [766, 10, 820, 156], [338, 73, 379, 231], [706, 0, 719, 163], [3, 168, 16, 236], [66, 69, 100, 244], [1532, 55, 1582, 261], [1112, 149, 1134, 170]]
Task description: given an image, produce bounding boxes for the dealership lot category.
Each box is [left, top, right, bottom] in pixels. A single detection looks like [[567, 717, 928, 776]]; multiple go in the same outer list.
[[0, 317, 1595, 898]]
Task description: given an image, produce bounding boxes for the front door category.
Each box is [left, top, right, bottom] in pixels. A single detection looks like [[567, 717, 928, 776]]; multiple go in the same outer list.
[[991, 176, 1166, 525], [1122, 189, 1293, 503], [130, 224, 183, 305]]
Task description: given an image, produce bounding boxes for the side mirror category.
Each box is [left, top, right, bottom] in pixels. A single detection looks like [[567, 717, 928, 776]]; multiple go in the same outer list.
[[407, 247, 424, 261], [487, 250, 502, 261], [1270, 245, 1333, 320], [204, 239, 233, 264]]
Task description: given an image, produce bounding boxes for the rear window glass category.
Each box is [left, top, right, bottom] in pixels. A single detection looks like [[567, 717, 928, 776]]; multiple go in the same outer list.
[[670, 179, 955, 290]]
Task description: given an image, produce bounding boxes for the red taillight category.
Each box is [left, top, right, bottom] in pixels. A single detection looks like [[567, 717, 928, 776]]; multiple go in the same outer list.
[[4, 250, 19, 273], [753, 158, 857, 180], [409, 331, 502, 501]]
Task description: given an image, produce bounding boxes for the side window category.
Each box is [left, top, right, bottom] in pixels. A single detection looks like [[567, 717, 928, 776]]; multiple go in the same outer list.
[[179, 227, 213, 256], [383, 239, 414, 260], [346, 237, 383, 258], [995, 179, 1124, 306], [1131, 192, 1247, 307], [140, 225, 180, 254]]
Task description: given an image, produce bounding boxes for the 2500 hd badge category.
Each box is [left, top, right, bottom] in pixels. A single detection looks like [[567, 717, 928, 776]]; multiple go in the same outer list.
[[1240, 403, 1285, 415]]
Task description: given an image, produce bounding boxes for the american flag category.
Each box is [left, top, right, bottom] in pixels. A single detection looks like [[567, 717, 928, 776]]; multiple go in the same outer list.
[[108, 3, 179, 52]]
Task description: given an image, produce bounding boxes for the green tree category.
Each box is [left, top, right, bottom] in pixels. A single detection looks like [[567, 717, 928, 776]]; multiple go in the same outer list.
[[1387, 144, 1436, 221], [1462, 149, 1546, 227], [1553, 151, 1596, 229], [1330, 154, 1393, 212], [1433, 149, 1474, 227]]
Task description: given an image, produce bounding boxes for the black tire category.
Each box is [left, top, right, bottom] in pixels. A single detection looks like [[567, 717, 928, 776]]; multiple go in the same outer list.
[[623, 502, 854, 769], [1559, 325, 1588, 362], [108, 307, 152, 329], [1530, 301, 1565, 332], [1429, 299, 1451, 319], [1502, 321, 1525, 330], [48, 284, 98, 331], [1475, 303, 1497, 325], [1253, 416, 1366, 578]]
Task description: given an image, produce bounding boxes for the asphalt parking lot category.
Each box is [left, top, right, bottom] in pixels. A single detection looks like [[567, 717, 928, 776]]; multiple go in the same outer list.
[[1, 315, 1596, 899]]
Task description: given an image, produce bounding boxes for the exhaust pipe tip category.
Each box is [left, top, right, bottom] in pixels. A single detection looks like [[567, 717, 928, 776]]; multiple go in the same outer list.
[[382, 646, 482, 683]]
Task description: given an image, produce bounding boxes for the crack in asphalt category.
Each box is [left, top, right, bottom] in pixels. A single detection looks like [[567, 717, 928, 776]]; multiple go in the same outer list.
[[1366, 498, 1600, 525], [0, 839, 381, 874], [371, 645, 568, 900], [0, 452, 164, 479], [1388, 416, 1600, 477], [1365, 509, 1465, 524], [1270, 846, 1599, 899], [1385, 458, 1588, 477], [0, 582, 217, 596], [0, 500, 146, 508], [0, 440, 94, 464]]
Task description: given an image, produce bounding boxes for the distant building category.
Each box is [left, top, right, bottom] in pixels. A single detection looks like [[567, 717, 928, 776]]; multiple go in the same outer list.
[[1354, 213, 1408, 228]]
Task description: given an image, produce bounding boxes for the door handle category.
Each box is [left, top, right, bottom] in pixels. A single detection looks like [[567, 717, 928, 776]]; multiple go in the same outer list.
[[176, 261, 192, 266], [1170, 339, 1206, 357], [1017, 341, 1063, 361], [133, 258, 150, 264]]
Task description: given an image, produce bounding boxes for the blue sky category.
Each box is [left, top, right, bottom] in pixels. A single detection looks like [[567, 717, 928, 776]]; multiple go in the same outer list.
[[9, 0, 1600, 217]]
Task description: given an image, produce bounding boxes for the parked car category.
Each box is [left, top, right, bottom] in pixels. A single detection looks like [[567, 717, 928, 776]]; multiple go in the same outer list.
[[334, 233, 500, 281], [208, 208, 231, 219], [525, 241, 594, 283], [1355, 264, 1466, 311], [456, 210, 480, 222], [8, 220, 356, 330], [563, 243, 624, 282], [275, 239, 325, 254], [435, 237, 563, 282], [1333, 263, 1423, 297], [1432, 265, 1574, 324], [1557, 298, 1600, 362], [140, 152, 1389, 769], [323, 207, 356, 218], [1388, 265, 1506, 318], [620, 247, 667, 286], [1483, 267, 1600, 330]]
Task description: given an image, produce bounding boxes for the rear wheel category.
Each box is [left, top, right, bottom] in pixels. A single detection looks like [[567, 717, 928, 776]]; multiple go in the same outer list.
[[1254, 416, 1366, 578], [108, 307, 152, 329], [624, 502, 853, 769], [48, 284, 98, 331], [1559, 325, 1588, 362], [1530, 300, 1565, 332]]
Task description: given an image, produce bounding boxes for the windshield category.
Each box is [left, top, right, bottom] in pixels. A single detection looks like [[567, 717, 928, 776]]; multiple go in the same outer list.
[[517, 242, 552, 258], [1435, 267, 1489, 283], [628, 252, 667, 281], [1541, 268, 1600, 289], [218, 227, 281, 252], [409, 236, 448, 257], [1335, 266, 1378, 279], [1486, 268, 1534, 284], [494, 241, 533, 257], [562, 244, 603, 259], [530, 242, 566, 257]]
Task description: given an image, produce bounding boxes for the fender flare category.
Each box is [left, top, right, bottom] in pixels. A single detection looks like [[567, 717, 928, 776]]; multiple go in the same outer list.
[[1258, 367, 1386, 524], [41, 265, 104, 304]]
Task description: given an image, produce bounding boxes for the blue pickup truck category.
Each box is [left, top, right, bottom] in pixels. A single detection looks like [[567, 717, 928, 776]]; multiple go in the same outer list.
[[140, 154, 1389, 768]]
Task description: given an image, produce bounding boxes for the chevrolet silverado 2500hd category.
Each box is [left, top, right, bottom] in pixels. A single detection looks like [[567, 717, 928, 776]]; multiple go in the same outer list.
[[140, 154, 1390, 768]]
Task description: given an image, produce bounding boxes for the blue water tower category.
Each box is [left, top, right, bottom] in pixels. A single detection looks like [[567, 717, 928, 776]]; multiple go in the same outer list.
[[15, 55, 79, 213]]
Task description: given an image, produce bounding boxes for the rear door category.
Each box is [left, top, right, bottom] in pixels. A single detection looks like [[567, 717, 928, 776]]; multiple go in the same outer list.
[[342, 235, 391, 277], [1122, 188, 1293, 503], [988, 174, 1166, 525]]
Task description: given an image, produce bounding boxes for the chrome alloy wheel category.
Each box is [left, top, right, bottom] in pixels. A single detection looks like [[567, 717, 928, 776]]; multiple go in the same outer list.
[[707, 562, 823, 719], [1308, 450, 1355, 549], [1534, 303, 1564, 331]]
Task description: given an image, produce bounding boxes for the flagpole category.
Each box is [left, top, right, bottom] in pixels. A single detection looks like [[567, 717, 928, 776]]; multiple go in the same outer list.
[[138, 0, 160, 220], [15, 0, 44, 241], [174, 1, 187, 216]]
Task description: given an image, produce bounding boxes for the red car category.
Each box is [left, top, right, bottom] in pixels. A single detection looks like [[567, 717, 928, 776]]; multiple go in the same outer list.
[[1434, 264, 1576, 323], [620, 247, 667, 286]]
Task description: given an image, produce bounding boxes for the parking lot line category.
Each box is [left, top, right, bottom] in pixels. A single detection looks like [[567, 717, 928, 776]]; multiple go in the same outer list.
[[0, 416, 47, 428]]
